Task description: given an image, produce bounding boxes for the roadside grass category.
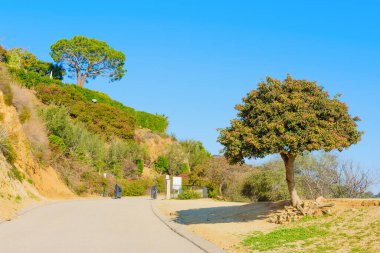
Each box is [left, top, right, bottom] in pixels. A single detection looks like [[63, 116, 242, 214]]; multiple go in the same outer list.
[[243, 208, 380, 253], [243, 225, 329, 251]]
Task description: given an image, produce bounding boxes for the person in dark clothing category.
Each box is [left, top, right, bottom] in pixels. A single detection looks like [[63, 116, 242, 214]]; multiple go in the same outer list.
[[114, 184, 122, 199], [151, 185, 157, 199]]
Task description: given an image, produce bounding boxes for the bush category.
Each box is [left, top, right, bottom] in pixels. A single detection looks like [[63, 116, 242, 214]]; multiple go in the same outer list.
[[136, 159, 144, 175], [107, 139, 146, 176], [0, 83, 13, 106], [154, 156, 169, 174], [42, 106, 106, 167], [18, 105, 31, 123], [178, 189, 201, 200], [241, 168, 289, 202], [0, 127, 17, 164], [8, 166, 25, 182], [122, 178, 151, 196], [135, 111, 168, 133], [9, 68, 61, 88], [0, 45, 6, 62], [48, 134, 66, 151], [35, 84, 136, 140]]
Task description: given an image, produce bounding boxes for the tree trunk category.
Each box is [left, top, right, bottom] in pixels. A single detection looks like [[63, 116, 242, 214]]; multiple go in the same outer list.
[[77, 77, 85, 87], [76, 69, 85, 87], [280, 153, 302, 207]]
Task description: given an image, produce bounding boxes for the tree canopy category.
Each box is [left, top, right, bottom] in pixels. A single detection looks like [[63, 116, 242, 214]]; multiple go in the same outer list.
[[218, 75, 362, 206], [50, 36, 126, 87]]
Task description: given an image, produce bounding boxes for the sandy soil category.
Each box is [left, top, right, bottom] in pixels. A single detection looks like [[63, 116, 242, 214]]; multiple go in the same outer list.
[[157, 199, 286, 252]]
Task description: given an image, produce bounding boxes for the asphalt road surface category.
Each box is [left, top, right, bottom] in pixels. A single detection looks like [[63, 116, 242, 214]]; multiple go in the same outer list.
[[0, 198, 204, 253]]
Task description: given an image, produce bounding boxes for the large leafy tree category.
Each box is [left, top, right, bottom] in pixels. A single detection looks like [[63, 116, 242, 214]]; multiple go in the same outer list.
[[218, 75, 362, 206], [50, 36, 126, 87], [180, 140, 211, 169]]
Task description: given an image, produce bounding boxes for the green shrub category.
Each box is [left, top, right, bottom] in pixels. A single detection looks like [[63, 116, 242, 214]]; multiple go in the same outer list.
[[15, 195, 22, 203], [135, 111, 168, 133], [26, 60, 65, 80], [0, 112, 4, 122], [42, 106, 106, 166], [35, 84, 136, 140], [136, 159, 144, 175], [9, 67, 61, 88], [154, 156, 169, 174], [19, 105, 31, 123], [107, 139, 146, 174], [48, 134, 66, 151], [0, 83, 13, 106], [241, 168, 289, 202], [155, 175, 166, 193], [8, 166, 25, 182], [0, 127, 17, 163], [122, 178, 150, 196], [0, 45, 6, 62], [178, 189, 201, 200], [180, 163, 190, 173]]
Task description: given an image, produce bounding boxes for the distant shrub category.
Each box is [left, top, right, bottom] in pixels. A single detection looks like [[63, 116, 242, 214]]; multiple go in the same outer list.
[[178, 189, 201, 200], [154, 156, 169, 174], [48, 134, 66, 152], [15, 195, 22, 203], [18, 105, 31, 123], [0, 112, 4, 122], [107, 139, 146, 177], [0, 83, 13, 106], [241, 168, 289, 202], [122, 178, 150, 196], [35, 84, 136, 140], [26, 60, 65, 80], [0, 127, 17, 164], [136, 159, 144, 175], [155, 175, 166, 193], [42, 106, 106, 167], [135, 111, 168, 133], [0, 45, 6, 62], [180, 163, 190, 173], [8, 165, 25, 182], [9, 67, 62, 88]]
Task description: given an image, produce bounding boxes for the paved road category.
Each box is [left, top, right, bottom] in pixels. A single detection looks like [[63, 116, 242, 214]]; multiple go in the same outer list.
[[0, 198, 204, 253]]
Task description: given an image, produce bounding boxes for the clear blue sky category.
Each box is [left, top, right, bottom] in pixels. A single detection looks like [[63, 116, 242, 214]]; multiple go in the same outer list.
[[1, 0, 379, 192]]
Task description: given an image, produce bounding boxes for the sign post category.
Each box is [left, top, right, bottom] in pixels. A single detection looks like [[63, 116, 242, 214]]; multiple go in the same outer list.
[[166, 175, 171, 199]]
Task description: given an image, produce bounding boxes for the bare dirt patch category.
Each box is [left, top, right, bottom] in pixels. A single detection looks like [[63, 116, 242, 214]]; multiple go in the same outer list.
[[157, 199, 284, 252]]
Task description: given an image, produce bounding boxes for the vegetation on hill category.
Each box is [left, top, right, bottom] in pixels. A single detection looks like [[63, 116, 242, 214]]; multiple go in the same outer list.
[[8, 67, 168, 133], [0, 42, 210, 197]]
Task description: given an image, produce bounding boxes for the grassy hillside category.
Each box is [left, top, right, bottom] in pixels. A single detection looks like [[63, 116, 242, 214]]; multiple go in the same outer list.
[[9, 67, 168, 134], [0, 63, 185, 199]]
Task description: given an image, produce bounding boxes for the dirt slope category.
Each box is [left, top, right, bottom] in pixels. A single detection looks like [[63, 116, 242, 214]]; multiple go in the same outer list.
[[0, 72, 73, 219]]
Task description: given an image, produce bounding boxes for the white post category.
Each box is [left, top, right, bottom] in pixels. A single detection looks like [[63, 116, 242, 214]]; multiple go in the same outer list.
[[166, 175, 171, 199]]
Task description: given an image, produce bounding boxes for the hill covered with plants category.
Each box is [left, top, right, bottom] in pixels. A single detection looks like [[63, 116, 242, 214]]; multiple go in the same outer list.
[[0, 43, 212, 205]]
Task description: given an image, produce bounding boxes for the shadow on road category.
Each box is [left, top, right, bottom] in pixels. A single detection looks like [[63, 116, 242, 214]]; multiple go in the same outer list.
[[174, 200, 289, 225]]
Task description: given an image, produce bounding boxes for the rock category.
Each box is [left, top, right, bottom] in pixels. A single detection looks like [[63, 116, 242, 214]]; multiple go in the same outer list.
[[322, 209, 331, 216], [316, 196, 325, 203]]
